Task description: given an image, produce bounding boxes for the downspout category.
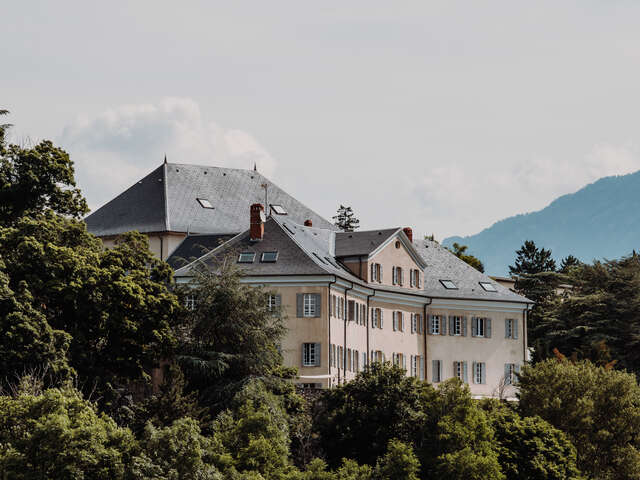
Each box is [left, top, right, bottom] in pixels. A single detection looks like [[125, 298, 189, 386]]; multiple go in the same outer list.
[[522, 304, 531, 364], [160, 235, 164, 260], [344, 282, 354, 383], [423, 297, 432, 381], [328, 276, 337, 388], [366, 290, 375, 367]]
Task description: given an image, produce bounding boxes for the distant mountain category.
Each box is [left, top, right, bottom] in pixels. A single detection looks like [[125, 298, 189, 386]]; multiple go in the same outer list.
[[443, 171, 640, 276]]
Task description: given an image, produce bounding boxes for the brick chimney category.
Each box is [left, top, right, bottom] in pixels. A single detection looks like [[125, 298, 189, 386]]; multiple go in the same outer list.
[[250, 204, 265, 241], [304, 219, 313, 227], [403, 227, 413, 243]]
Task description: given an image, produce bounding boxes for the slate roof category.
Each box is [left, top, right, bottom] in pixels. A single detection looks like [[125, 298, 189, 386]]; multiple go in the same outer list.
[[166, 234, 237, 270], [413, 239, 529, 303], [85, 162, 336, 237], [335, 228, 400, 257]]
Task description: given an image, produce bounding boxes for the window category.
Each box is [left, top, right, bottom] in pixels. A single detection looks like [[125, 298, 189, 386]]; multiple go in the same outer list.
[[261, 251, 278, 262], [197, 198, 214, 209], [397, 267, 403, 285], [505, 319, 518, 339], [440, 280, 458, 290], [267, 294, 280, 312], [238, 252, 255, 263], [330, 344, 336, 367], [354, 350, 359, 372], [479, 282, 497, 292], [472, 317, 491, 338], [410, 269, 421, 288], [271, 204, 287, 215], [398, 312, 404, 331], [347, 348, 352, 371], [476, 318, 485, 337], [473, 362, 486, 384], [432, 360, 442, 383], [453, 316, 462, 336], [371, 263, 382, 282], [504, 363, 518, 385], [454, 361, 467, 382], [430, 315, 441, 335], [304, 294, 317, 317], [184, 294, 196, 311], [411, 314, 417, 333], [302, 343, 319, 366], [362, 351, 367, 370]]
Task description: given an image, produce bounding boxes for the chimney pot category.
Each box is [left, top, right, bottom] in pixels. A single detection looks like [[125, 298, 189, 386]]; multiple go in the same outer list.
[[403, 227, 413, 243], [250, 204, 265, 241], [304, 219, 313, 227]]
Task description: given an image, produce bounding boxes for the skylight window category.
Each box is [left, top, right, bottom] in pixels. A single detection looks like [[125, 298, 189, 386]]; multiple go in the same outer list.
[[440, 280, 458, 290], [271, 204, 287, 215], [479, 282, 497, 292], [197, 198, 214, 209], [261, 251, 278, 262], [238, 252, 256, 263]]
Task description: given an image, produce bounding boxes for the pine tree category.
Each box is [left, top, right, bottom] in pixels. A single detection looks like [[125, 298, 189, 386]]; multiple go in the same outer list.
[[333, 205, 360, 232], [509, 240, 556, 275], [559, 255, 581, 273]]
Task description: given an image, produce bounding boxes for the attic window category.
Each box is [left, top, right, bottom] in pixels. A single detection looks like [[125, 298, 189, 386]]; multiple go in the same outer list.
[[271, 204, 287, 215], [261, 251, 278, 262], [440, 280, 458, 290], [238, 252, 256, 263], [197, 198, 214, 209], [479, 282, 497, 292]]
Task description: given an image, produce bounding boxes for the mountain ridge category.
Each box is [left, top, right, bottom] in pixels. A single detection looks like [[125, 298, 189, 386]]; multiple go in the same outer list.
[[443, 170, 640, 275]]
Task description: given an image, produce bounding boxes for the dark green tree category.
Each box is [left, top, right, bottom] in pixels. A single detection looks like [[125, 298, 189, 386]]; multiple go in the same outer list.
[[518, 359, 640, 479], [559, 255, 582, 273], [447, 243, 485, 273], [484, 401, 582, 480], [332, 205, 360, 232], [509, 240, 556, 276], [374, 439, 420, 480]]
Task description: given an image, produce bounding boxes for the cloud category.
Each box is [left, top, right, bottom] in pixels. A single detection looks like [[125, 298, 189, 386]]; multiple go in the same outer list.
[[410, 143, 640, 238], [59, 97, 277, 210]]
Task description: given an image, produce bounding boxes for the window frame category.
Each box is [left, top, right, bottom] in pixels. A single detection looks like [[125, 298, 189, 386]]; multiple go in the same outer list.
[[237, 252, 256, 263], [271, 204, 287, 215], [431, 315, 440, 335], [302, 343, 317, 367], [303, 293, 316, 317], [476, 317, 485, 337], [454, 316, 462, 336], [261, 251, 279, 262], [479, 281, 498, 292], [197, 198, 214, 209], [440, 279, 458, 290]]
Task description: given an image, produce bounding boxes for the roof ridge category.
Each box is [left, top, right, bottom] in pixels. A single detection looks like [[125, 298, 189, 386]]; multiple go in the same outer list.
[[162, 162, 170, 231], [336, 227, 401, 235]]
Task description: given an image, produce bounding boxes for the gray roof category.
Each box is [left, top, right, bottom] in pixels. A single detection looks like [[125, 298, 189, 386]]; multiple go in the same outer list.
[[413, 239, 530, 303], [335, 228, 400, 257], [85, 162, 336, 237], [174, 218, 530, 304], [166, 233, 237, 270]]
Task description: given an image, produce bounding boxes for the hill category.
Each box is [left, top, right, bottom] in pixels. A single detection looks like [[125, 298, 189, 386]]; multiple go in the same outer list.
[[443, 170, 640, 275]]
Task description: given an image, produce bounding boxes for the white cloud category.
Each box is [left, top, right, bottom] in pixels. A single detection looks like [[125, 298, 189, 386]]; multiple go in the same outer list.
[[59, 97, 277, 210], [410, 143, 640, 239]]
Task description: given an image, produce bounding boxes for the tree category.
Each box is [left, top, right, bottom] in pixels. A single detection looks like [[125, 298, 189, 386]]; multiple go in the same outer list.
[[518, 359, 640, 479], [0, 387, 140, 479], [447, 243, 485, 273], [559, 255, 582, 273], [374, 439, 420, 480], [484, 401, 582, 480], [332, 205, 360, 232], [0, 120, 88, 227], [177, 257, 287, 414], [509, 240, 556, 276]]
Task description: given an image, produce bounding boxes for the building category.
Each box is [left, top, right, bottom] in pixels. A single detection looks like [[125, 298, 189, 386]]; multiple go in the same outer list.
[[87, 162, 531, 397]]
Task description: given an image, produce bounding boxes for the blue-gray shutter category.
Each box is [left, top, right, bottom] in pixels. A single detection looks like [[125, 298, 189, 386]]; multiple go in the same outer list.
[[296, 294, 303, 317], [463, 361, 468, 383], [433, 360, 439, 382], [515, 364, 520, 384], [275, 294, 281, 307], [441, 316, 446, 335], [315, 343, 321, 366], [420, 356, 425, 380], [428, 315, 434, 335], [314, 294, 322, 317], [504, 364, 511, 384], [371, 263, 375, 282], [449, 316, 455, 336], [505, 319, 509, 338], [486, 318, 492, 338], [379, 264, 383, 282], [472, 361, 478, 383], [463, 317, 468, 337], [481, 362, 486, 384], [380, 309, 384, 329], [514, 319, 519, 339], [301, 344, 306, 366], [471, 317, 477, 337]]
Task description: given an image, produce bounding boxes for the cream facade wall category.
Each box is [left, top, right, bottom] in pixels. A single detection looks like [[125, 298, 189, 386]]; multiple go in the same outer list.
[[366, 238, 423, 289], [99, 232, 186, 260]]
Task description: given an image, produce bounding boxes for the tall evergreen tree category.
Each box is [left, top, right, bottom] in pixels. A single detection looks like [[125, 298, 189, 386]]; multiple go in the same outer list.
[[559, 255, 582, 273], [509, 240, 556, 276], [333, 205, 360, 232]]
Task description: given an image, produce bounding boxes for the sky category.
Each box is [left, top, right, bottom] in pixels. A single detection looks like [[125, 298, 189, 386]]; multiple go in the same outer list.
[[3, 1, 640, 240]]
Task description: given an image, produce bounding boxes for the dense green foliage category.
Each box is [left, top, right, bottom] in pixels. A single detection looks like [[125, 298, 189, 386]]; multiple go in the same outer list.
[[447, 242, 485, 272], [519, 359, 640, 479]]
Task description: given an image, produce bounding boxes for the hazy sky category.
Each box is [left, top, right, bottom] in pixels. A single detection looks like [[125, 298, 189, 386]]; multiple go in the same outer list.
[[3, 1, 640, 239]]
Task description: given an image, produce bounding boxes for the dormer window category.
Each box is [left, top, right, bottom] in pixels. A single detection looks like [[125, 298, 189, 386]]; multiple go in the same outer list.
[[479, 282, 497, 292], [197, 198, 214, 209], [440, 280, 458, 290], [238, 252, 256, 263], [271, 204, 287, 215]]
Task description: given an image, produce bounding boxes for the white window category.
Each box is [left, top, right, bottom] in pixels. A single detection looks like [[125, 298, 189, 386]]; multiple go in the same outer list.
[[267, 294, 280, 312], [302, 343, 318, 366], [371, 263, 382, 282], [430, 315, 441, 335], [453, 316, 462, 336], [474, 362, 485, 384], [411, 355, 418, 377], [411, 314, 417, 334], [479, 282, 497, 292], [184, 294, 196, 311], [455, 361, 464, 380], [362, 351, 367, 370], [505, 363, 518, 385], [238, 252, 256, 263], [476, 318, 485, 337], [303, 294, 316, 317], [271, 204, 287, 215], [505, 319, 518, 339], [440, 279, 457, 290]]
